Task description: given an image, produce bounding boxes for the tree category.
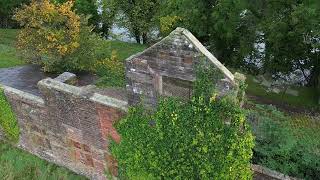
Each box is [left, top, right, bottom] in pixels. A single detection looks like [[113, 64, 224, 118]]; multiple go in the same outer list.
[[99, 0, 118, 38], [14, 0, 102, 73], [162, 0, 319, 89], [257, 0, 320, 88], [53, 0, 99, 29], [0, 0, 30, 28], [115, 0, 161, 44], [161, 0, 257, 67]]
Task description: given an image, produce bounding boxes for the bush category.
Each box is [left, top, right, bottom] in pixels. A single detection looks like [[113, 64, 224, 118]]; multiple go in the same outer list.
[[95, 50, 126, 87], [247, 104, 320, 179], [14, 0, 102, 73], [111, 66, 254, 179]]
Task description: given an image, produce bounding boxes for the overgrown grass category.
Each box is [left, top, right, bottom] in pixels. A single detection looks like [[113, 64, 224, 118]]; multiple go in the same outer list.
[[0, 141, 87, 180], [247, 104, 320, 179], [0, 88, 19, 142], [0, 29, 25, 68]]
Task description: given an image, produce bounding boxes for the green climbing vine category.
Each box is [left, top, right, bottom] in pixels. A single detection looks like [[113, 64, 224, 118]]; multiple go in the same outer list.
[[110, 63, 254, 179]]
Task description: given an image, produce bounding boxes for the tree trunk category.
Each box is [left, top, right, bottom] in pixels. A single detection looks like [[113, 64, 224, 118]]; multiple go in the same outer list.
[[133, 29, 141, 44], [142, 33, 148, 44], [308, 65, 320, 88]]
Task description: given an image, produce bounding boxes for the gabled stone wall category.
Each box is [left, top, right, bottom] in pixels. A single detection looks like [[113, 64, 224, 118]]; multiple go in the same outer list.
[[126, 27, 238, 107], [1, 73, 127, 180]]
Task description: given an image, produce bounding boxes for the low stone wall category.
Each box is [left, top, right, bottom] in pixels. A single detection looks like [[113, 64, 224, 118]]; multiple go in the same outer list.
[[1, 73, 127, 180], [1, 77, 301, 180], [253, 164, 300, 180]]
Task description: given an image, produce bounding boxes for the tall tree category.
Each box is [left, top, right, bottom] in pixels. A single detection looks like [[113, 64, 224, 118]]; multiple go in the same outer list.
[[115, 0, 161, 44], [256, 0, 320, 87], [54, 0, 99, 29], [161, 0, 257, 67], [100, 0, 118, 38], [0, 0, 30, 28]]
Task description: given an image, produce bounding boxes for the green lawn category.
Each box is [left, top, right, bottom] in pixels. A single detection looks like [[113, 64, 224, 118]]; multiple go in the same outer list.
[[107, 40, 146, 61], [0, 29, 25, 68], [0, 142, 87, 180]]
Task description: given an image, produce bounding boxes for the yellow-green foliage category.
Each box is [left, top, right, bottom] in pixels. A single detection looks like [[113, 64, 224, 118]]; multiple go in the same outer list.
[[160, 15, 181, 35], [95, 51, 126, 87], [14, 0, 81, 60], [13, 0, 102, 73], [0, 88, 19, 142]]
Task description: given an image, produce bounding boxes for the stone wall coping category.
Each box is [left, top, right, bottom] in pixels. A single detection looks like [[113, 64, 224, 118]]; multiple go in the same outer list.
[[1, 84, 44, 106], [90, 93, 128, 112], [178, 27, 235, 82], [38, 78, 85, 96], [38, 78, 128, 112], [54, 72, 77, 83], [252, 164, 301, 180]]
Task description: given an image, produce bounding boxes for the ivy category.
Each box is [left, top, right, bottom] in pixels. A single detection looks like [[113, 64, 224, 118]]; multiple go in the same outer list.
[[111, 65, 254, 179], [0, 88, 19, 142]]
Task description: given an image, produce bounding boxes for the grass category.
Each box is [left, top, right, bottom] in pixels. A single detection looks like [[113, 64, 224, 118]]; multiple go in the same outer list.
[[227, 66, 319, 110], [0, 89, 19, 142], [0, 141, 87, 180], [107, 40, 146, 61], [0, 29, 25, 68], [246, 104, 320, 179], [245, 74, 319, 109]]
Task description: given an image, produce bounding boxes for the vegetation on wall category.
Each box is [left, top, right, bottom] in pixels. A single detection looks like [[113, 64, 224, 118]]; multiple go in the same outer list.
[[0, 88, 19, 142], [111, 65, 254, 179]]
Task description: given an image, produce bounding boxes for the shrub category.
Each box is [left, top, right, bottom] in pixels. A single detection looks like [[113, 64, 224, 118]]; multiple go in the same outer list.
[[247, 104, 320, 179], [0, 88, 19, 142], [111, 66, 254, 179], [14, 0, 101, 73], [95, 50, 126, 87]]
